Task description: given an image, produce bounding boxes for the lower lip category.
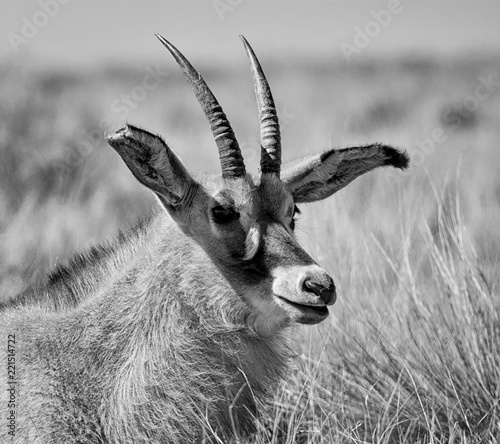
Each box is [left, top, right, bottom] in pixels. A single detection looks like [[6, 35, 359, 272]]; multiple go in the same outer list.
[[276, 296, 329, 317]]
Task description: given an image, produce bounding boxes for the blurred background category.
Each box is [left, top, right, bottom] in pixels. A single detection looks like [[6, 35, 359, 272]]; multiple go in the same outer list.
[[1, 0, 499, 299]]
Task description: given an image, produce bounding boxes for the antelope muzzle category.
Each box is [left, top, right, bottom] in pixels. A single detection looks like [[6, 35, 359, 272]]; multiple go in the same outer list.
[[272, 265, 336, 324]]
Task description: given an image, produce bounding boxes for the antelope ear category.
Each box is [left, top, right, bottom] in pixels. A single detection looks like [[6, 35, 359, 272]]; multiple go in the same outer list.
[[282, 144, 409, 204], [106, 125, 195, 208]]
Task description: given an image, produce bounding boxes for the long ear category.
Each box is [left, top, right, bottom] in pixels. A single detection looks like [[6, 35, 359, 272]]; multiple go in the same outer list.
[[106, 125, 196, 208], [282, 143, 409, 203]]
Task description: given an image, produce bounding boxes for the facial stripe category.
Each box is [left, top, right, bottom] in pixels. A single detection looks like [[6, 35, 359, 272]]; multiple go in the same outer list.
[[243, 225, 260, 261]]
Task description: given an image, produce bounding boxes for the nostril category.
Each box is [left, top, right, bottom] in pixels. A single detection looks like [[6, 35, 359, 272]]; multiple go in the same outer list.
[[303, 279, 323, 296], [302, 278, 336, 305]]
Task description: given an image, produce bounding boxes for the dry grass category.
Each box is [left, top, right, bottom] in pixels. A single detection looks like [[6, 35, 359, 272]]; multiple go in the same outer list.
[[260, 184, 500, 443], [1, 53, 500, 442]]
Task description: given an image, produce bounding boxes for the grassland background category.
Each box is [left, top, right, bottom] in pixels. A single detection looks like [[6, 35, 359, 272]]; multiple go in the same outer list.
[[1, 49, 500, 442]]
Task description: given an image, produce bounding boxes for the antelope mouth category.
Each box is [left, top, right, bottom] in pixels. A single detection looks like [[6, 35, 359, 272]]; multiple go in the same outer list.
[[275, 296, 329, 324]]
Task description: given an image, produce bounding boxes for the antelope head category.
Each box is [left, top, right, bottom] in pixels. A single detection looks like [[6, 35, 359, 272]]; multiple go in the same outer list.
[[106, 35, 409, 336]]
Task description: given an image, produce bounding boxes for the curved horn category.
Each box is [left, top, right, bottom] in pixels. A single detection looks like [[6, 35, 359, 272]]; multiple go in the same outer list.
[[155, 34, 246, 179], [240, 35, 281, 176]]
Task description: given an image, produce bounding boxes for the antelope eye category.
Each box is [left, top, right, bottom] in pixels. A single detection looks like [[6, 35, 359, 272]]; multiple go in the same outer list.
[[212, 205, 239, 224], [292, 205, 301, 218], [290, 205, 301, 230]]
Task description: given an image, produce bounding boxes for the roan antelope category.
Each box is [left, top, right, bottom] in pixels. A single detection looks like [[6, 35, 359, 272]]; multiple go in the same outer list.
[[1, 35, 409, 443]]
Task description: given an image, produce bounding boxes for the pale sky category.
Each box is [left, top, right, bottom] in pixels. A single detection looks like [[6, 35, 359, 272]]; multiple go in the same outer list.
[[1, 0, 499, 67]]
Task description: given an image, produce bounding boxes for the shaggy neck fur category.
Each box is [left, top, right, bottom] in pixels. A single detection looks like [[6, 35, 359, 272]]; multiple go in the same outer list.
[[14, 208, 291, 443]]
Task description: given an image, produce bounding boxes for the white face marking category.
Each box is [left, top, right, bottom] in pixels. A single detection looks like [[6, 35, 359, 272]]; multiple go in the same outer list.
[[243, 225, 260, 261]]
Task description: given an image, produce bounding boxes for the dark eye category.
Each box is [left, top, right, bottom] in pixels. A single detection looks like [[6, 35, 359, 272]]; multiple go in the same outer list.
[[212, 205, 239, 224], [290, 205, 301, 230]]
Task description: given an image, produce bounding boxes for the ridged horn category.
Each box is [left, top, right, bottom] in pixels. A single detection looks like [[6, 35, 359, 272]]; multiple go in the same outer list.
[[155, 34, 246, 179], [240, 35, 281, 177]]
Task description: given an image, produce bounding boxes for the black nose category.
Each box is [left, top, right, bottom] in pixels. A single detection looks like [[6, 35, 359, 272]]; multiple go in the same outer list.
[[302, 277, 336, 305]]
